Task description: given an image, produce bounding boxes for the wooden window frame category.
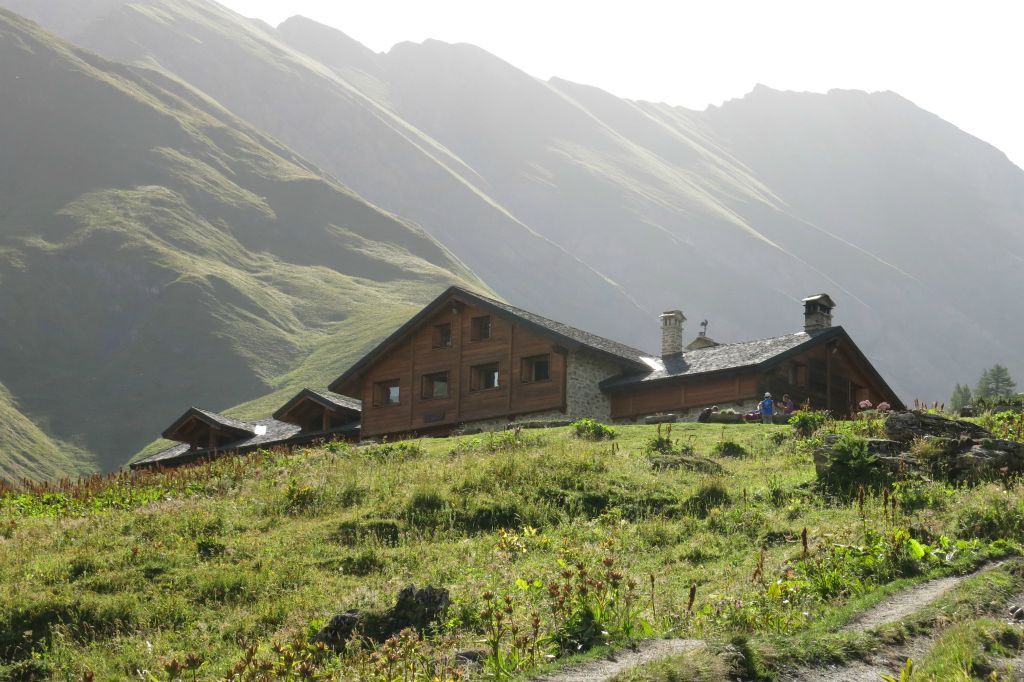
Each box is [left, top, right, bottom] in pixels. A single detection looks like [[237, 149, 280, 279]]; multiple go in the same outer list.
[[420, 370, 450, 400], [521, 354, 551, 383], [469, 362, 501, 391], [432, 323, 453, 349], [470, 315, 492, 342], [374, 379, 401, 407]]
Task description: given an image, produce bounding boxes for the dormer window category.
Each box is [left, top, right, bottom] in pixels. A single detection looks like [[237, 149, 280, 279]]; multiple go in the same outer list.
[[470, 316, 492, 341]]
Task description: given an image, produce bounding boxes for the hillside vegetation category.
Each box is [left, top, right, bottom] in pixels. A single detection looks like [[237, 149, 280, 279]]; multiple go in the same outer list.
[[0, 9, 481, 473], [10, 0, 1023, 401], [0, 384, 92, 481], [3, 419, 1024, 680]]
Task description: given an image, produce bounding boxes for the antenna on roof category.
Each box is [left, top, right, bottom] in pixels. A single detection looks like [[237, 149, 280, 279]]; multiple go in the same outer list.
[[699, 320, 709, 337]]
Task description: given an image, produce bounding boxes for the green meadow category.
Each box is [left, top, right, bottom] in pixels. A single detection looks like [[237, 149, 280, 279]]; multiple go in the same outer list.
[[2, 420, 1023, 680]]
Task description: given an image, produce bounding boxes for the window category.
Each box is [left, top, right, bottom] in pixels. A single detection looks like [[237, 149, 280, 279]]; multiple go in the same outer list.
[[470, 362, 500, 391], [470, 315, 492, 341], [522, 354, 551, 383], [421, 371, 450, 399], [432, 323, 452, 348], [374, 379, 401, 406]]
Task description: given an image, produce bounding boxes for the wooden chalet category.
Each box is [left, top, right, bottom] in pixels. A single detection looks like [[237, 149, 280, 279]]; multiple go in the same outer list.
[[329, 288, 901, 439], [132, 288, 902, 468], [328, 286, 653, 438]]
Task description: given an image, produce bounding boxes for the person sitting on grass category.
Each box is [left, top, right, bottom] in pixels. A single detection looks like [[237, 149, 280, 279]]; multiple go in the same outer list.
[[759, 392, 775, 424], [697, 405, 719, 423], [781, 393, 796, 416]]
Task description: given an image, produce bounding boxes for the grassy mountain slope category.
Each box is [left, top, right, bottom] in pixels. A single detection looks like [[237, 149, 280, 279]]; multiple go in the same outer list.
[[12, 0, 655, 348], [0, 383, 92, 482], [1, 422, 1021, 679], [0, 9, 481, 471], [354, 46, 1024, 400]]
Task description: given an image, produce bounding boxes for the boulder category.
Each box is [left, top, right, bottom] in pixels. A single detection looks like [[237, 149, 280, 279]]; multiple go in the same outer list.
[[313, 584, 450, 651], [884, 411, 989, 442], [312, 610, 363, 649]]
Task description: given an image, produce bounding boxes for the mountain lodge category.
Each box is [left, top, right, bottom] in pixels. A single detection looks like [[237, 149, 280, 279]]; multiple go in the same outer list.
[[132, 288, 902, 469]]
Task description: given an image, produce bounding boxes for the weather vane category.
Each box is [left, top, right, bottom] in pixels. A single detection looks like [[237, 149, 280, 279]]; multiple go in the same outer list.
[[700, 319, 709, 337]]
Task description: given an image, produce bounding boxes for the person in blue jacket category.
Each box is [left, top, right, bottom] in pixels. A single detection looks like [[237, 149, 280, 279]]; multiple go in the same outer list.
[[759, 392, 775, 424]]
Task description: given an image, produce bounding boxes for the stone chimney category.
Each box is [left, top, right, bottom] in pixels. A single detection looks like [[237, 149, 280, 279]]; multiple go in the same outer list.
[[802, 294, 836, 332], [660, 310, 685, 358]]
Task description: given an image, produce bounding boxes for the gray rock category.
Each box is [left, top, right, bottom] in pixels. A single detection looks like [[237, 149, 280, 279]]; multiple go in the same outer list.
[[313, 584, 450, 651], [884, 411, 989, 443]]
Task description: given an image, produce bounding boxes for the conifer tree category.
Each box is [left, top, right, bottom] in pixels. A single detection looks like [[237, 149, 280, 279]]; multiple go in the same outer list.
[[975, 364, 1017, 399], [950, 383, 973, 411]]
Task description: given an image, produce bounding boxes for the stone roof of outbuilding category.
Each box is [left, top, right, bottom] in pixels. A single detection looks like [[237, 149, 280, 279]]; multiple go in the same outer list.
[[603, 328, 847, 390], [136, 417, 303, 468], [161, 406, 255, 440], [272, 388, 362, 421]]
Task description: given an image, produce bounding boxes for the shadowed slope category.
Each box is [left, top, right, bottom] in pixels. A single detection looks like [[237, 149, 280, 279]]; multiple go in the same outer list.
[[0, 8, 480, 471]]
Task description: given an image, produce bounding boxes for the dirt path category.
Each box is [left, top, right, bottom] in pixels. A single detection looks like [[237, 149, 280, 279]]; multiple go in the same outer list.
[[781, 562, 1006, 682], [529, 564, 1001, 682], [839, 575, 964, 632], [532, 639, 705, 682]]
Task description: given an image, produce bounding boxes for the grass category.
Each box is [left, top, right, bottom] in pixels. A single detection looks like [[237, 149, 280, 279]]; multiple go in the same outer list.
[[3, 421, 1024, 680]]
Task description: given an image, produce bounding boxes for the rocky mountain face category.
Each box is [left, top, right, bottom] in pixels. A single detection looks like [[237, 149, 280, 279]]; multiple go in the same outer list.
[[0, 8, 480, 474], [3, 0, 1023, 474]]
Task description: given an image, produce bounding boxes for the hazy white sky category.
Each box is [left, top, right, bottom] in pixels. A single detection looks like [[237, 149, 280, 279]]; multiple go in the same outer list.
[[220, 0, 1024, 168]]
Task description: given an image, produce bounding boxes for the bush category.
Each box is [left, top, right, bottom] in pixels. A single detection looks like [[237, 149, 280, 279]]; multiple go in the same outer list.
[[711, 440, 748, 458], [956, 491, 1024, 540], [822, 434, 880, 485], [571, 418, 617, 441], [684, 481, 731, 518], [789, 410, 828, 437], [358, 441, 426, 461]]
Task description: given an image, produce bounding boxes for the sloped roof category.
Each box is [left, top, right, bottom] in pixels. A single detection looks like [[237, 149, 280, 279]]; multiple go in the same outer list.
[[329, 286, 651, 392], [161, 406, 256, 441], [605, 331, 821, 388], [601, 326, 902, 408], [273, 388, 362, 421], [136, 417, 303, 468]]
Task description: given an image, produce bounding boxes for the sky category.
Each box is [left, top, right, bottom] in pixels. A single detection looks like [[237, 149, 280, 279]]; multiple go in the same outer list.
[[219, 0, 1024, 168]]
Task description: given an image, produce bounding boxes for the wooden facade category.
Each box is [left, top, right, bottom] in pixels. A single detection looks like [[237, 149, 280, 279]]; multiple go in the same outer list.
[[609, 336, 896, 419], [337, 300, 574, 438]]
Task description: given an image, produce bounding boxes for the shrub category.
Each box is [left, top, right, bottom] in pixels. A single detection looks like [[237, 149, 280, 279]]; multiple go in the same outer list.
[[711, 440, 748, 458], [283, 479, 324, 516], [404, 488, 450, 529], [789, 410, 828, 437], [956, 491, 1024, 540], [196, 537, 226, 560], [335, 518, 402, 546], [571, 418, 617, 440], [338, 548, 385, 576], [822, 434, 880, 485], [358, 441, 426, 461], [684, 481, 731, 518]]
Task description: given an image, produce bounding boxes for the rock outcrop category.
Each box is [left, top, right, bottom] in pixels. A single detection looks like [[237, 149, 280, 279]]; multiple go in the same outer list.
[[814, 411, 1024, 484], [314, 584, 450, 651]]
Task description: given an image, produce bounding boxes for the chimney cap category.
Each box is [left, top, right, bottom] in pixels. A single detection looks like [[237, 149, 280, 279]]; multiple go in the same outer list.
[[801, 293, 836, 308], [660, 310, 686, 320]]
